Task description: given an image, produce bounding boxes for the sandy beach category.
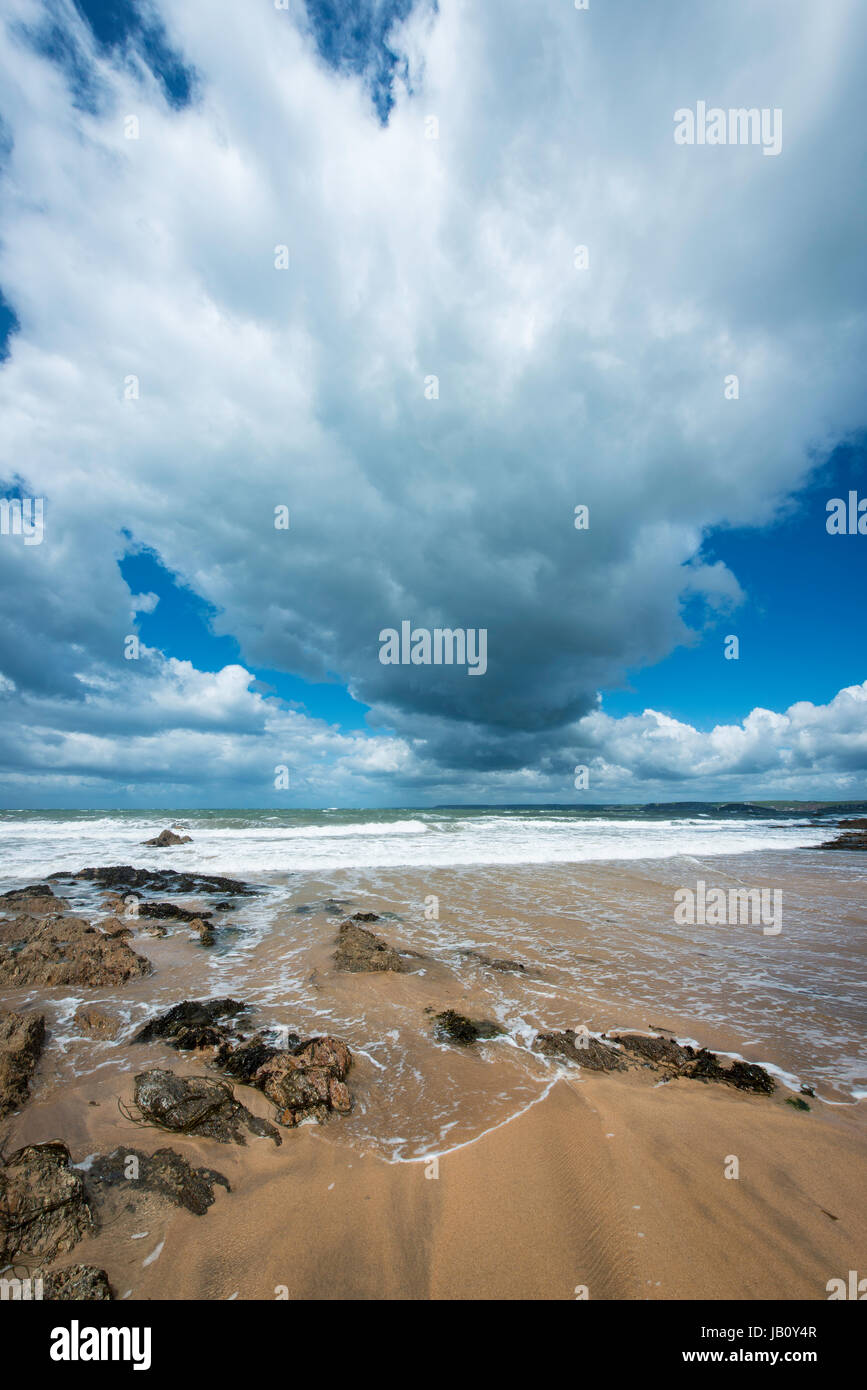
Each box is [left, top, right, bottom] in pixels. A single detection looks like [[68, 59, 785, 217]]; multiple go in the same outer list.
[[2, 818, 865, 1302], [7, 1060, 866, 1302]]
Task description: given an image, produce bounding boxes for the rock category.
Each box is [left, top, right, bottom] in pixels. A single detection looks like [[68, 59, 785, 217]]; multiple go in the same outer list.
[[73, 1005, 120, 1040], [100, 917, 133, 939], [214, 900, 235, 911], [604, 1032, 775, 1093], [38, 1264, 112, 1300], [292, 898, 348, 916], [190, 919, 216, 947], [533, 1029, 627, 1071], [49, 866, 255, 896], [293, 1035, 352, 1077], [351, 911, 380, 922], [462, 949, 526, 973], [434, 1010, 505, 1046], [134, 998, 248, 1049], [609, 1032, 691, 1069], [0, 914, 151, 989], [0, 1011, 45, 1117], [0, 1141, 95, 1262], [87, 1146, 230, 1216], [142, 922, 167, 937], [816, 821, 867, 851], [215, 1033, 280, 1082], [142, 828, 193, 847], [681, 1048, 776, 1094], [253, 1036, 353, 1127], [0, 882, 57, 905], [139, 902, 213, 922], [134, 1002, 354, 1129], [0, 885, 68, 918], [132, 1070, 280, 1145], [334, 919, 406, 972]]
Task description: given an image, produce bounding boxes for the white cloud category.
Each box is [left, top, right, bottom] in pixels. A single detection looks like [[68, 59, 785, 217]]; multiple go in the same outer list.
[[0, 0, 864, 799], [0, 653, 864, 804], [130, 591, 159, 614]]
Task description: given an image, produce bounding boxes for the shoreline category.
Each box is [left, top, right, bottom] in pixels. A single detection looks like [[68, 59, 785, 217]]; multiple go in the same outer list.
[[2, 846, 865, 1300]]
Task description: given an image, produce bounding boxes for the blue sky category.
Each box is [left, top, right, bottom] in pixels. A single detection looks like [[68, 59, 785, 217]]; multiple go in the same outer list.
[[119, 544, 373, 730], [603, 439, 867, 727], [0, 0, 865, 806], [117, 435, 867, 741]]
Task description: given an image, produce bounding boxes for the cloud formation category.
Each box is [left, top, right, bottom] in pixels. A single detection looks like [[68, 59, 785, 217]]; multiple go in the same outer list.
[[0, 0, 865, 802], [0, 651, 865, 805]]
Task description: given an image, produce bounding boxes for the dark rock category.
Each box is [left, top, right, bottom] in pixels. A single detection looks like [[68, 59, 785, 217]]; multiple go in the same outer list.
[[462, 949, 526, 974], [683, 1048, 776, 1094], [214, 900, 235, 911], [816, 823, 867, 851], [134, 997, 248, 1049], [434, 1010, 505, 1046], [253, 1036, 352, 1127], [0, 914, 151, 989], [612, 1032, 775, 1093], [533, 1029, 627, 1071], [334, 919, 406, 972], [132, 1070, 280, 1145], [135, 1002, 354, 1130], [39, 1264, 112, 1300], [100, 917, 133, 939], [73, 1005, 120, 1040], [87, 1146, 230, 1215], [190, 918, 216, 947], [292, 1035, 352, 1077], [292, 897, 348, 916], [0, 1011, 45, 1117], [588, 1031, 776, 1093], [0, 1141, 95, 1262], [351, 911, 380, 922], [139, 903, 213, 922], [215, 1034, 279, 1082], [0, 883, 57, 904], [0, 885, 66, 917], [142, 828, 193, 847], [609, 1032, 691, 1069], [49, 866, 255, 896]]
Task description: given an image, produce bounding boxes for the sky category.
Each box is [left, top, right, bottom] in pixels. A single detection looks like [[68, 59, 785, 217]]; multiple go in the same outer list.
[[0, 0, 865, 808]]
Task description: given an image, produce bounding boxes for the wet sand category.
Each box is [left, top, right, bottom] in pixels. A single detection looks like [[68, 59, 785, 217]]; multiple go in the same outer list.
[[8, 1063, 865, 1301], [2, 850, 866, 1300]]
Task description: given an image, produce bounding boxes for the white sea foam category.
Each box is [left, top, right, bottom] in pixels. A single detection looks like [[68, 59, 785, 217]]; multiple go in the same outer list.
[[0, 810, 833, 878]]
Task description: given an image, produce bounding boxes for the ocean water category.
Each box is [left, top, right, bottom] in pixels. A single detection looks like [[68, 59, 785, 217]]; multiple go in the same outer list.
[[0, 804, 843, 879], [1, 805, 864, 1150]]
